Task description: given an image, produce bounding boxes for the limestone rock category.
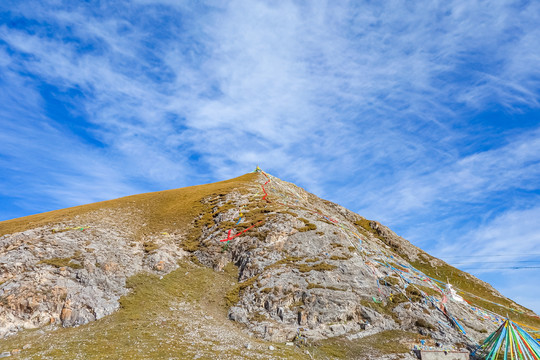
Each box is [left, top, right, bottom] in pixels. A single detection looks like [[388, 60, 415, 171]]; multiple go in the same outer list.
[[0, 209, 188, 338], [228, 307, 248, 324]]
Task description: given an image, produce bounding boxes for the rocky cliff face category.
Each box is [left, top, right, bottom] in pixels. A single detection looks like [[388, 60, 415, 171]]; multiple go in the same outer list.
[[0, 171, 538, 358], [186, 172, 532, 348], [0, 208, 188, 338]]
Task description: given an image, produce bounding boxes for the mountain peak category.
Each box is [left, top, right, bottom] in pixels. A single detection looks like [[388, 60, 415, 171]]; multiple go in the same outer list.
[[0, 172, 539, 358]]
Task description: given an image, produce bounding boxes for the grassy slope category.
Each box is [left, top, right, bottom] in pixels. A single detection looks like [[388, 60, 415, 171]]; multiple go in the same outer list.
[[313, 330, 425, 358], [0, 260, 308, 359], [410, 255, 540, 330], [0, 173, 437, 359], [0, 173, 311, 359], [361, 221, 540, 330], [0, 257, 418, 359], [0, 173, 257, 238]]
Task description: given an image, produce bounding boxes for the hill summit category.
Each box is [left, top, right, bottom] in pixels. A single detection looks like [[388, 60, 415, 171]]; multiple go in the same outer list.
[[1, 169, 539, 359]]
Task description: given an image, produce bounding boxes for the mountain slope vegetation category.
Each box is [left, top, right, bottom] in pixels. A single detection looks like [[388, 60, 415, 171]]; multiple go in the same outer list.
[[0, 171, 538, 359]]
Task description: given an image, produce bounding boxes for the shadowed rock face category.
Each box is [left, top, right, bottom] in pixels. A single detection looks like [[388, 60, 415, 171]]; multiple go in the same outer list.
[[0, 172, 536, 354]]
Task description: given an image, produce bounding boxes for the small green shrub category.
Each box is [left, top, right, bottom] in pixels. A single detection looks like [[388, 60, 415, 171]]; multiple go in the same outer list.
[[297, 262, 337, 273], [298, 223, 317, 232], [406, 287, 424, 302], [39, 257, 83, 269], [282, 211, 298, 217], [266, 256, 303, 269], [415, 318, 435, 330], [225, 275, 259, 307], [330, 255, 351, 261], [289, 299, 304, 309], [249, 312, 268, 322], [143, 241, 159, 253], [381, 276, 400, 287], [215, 202, 235, 214], [307, 283, 344, 291]]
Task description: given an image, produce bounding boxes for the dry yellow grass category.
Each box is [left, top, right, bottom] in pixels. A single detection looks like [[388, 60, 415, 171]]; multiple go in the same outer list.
[[0, 259, 309, 359], [0, 173, 258, 238]]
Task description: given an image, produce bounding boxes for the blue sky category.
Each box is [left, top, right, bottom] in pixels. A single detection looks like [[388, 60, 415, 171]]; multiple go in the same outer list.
[[1, 1, 540, 313]]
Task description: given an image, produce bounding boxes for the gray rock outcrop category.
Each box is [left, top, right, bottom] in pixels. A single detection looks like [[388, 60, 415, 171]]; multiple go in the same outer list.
[[0, 209, 187, 338]]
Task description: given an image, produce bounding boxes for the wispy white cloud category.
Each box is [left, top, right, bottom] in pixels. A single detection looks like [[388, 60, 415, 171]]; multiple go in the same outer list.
[[356, 128, 540, 222], [0, 0, 539, 311], [436, 205, 540, 313], [3, 0, 539, 190], [439, 206, 540, 260], [0, 83, 140, 215]]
